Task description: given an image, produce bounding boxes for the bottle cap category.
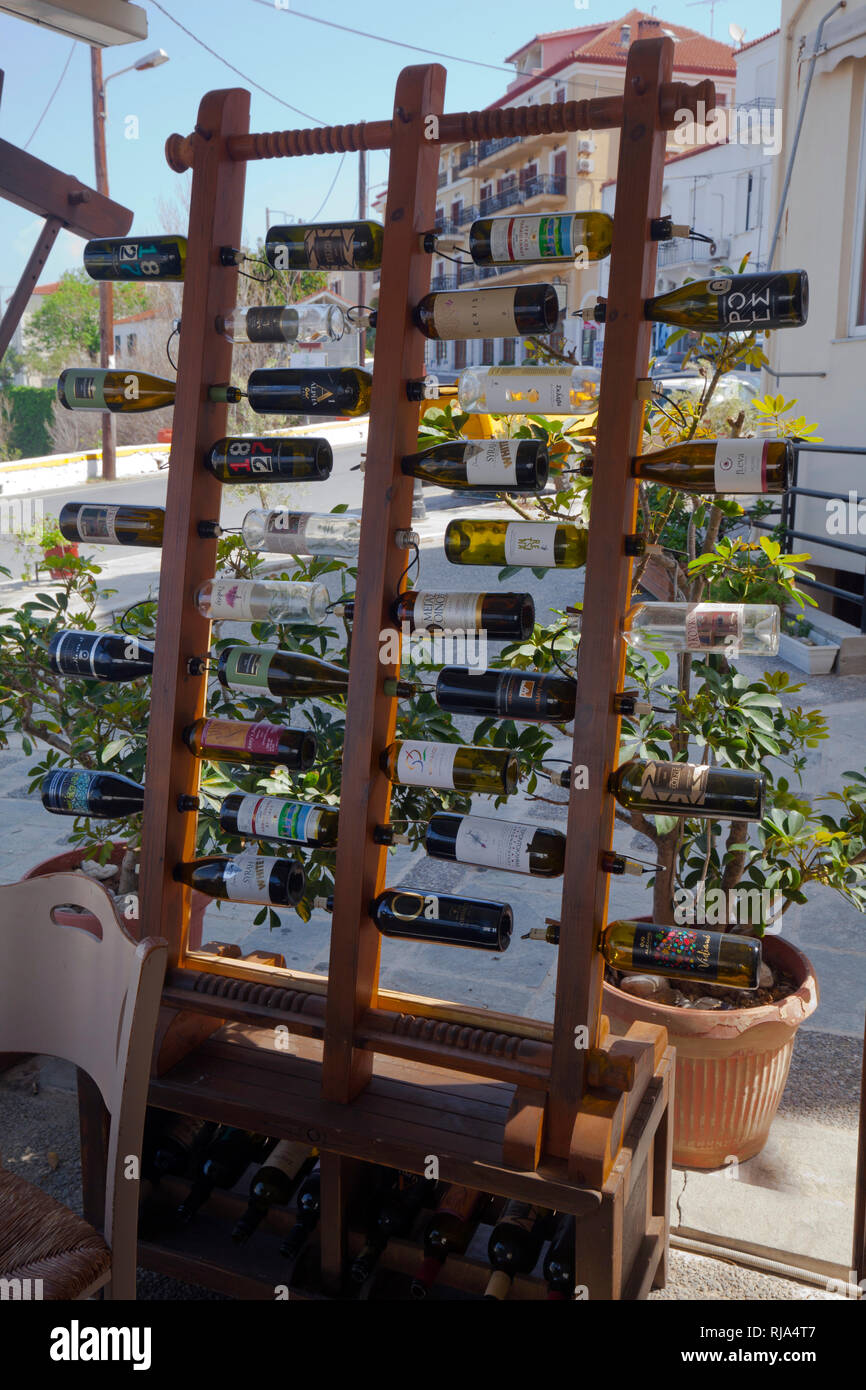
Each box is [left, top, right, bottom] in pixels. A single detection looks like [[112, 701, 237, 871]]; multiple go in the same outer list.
[[177, 794, 200, 812], [592, 301, 607, 324], [218, 246, 242, 267], [395, 528, 419, 549], [383, 678, 416, 698], [208, 384, 243, 403], [197, 520, 222, 539], [624, 534, 645, 557]]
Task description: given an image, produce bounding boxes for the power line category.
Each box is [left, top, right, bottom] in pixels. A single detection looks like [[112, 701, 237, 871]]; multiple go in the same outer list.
[[249, 0, 516, 74], [148, 0, 326, 125], [310, 151, 347, 222], [24, 41, 76, 149]]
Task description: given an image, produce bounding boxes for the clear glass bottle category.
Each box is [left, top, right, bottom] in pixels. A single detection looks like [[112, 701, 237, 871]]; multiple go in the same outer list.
[[217, 302, 344, 344], [622, 602, 780, 656], [240, 509, 361, 559], [195, 577, 331, 623]]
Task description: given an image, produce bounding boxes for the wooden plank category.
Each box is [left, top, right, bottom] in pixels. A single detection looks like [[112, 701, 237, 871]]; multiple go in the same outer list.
[[502, 1088, 546, 1171], [0, 217, 61, 361], [318, 1152, 362, 1295], [652, 1054, 674, 1289], [0, 138, 133, 238], [546, 36, 676, 1159], [854, 1012, 866, 1282], [138, 87, 250, 964], [77, 1069, 108, 1232], [322, 62, 446, 1104]]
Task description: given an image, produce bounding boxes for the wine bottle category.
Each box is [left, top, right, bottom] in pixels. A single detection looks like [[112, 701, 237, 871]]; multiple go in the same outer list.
[[204, 436, 333, 483], [173, 855, 306, 906], [246, 367, 372, 417], [280, 1166, 322, 1258], [240, 509, 361, 559], [177, 1128, 274, 1223], [350, 1172, 439, 1286], [605, 920, 761, 988], [611, 759, 764, 821], [58, 502, 164, 548], [219, 793, 339, 847], [425, 813, 566, 877], [146, 1115, 218, 1183], [483, 1201, 550, 1300], [401, 439, 548, 492], [594, 270, 809, 331], [543, 1214, 576, 1299], [218, 302, 344, 345], [393, 590, 535, 640], [469, 211, 614, 266], [49, 629, 154, 682], [183, 718, 316, 769], [621, 602, 780, 656], [232, 1140, 317, 1244], [410, 1185, 486, 1298], [371, 889, 513, 951], [195, 577, 331, 623], [41, 768, 144, 818], [444, 518, 589, 569], [580, 438, 794, 496], [266, 221, 384, 272], [380, 740, 518, 795], [435, 667, 576, 722], [448, 366, 600, 416], [83, 235, 187, 281], [413, 284, 559, 340], [219, 645, 357, 700], [57, 369, 177, 413], [530, 920, 762, 989]]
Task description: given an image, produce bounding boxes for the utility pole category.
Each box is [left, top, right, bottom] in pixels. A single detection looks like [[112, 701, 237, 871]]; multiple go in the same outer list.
[[357, 149, 366, 367], [90, 46, 116, 481]]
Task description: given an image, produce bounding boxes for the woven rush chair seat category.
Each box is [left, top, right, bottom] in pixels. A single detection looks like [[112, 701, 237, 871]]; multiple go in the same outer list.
[[0, 1166, 111, 1299]]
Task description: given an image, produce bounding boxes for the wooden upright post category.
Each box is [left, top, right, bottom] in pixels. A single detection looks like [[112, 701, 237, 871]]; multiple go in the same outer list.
[[321, 64, 446, 1103], [545, 39, 676, 1160]]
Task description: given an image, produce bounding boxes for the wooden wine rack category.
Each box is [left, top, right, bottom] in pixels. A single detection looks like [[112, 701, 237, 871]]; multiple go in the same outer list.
[[77, 40, 718, 1299]]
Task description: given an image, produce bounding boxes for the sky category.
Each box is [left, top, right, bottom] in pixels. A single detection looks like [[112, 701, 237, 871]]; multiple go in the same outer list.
[[0, 0, 784, 302]]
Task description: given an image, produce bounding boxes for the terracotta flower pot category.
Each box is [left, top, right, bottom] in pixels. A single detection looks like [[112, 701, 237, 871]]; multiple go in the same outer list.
[[23, 842, 208, 947], [44, 542, 78, 579], [602, 934, 818, 1170]]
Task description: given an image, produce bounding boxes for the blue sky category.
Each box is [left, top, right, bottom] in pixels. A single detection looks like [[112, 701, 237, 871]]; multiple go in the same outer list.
[[0, 0, 783, 301]]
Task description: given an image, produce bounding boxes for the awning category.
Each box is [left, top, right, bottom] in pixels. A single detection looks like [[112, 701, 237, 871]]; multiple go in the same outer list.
[[803, 5, 866, 74]]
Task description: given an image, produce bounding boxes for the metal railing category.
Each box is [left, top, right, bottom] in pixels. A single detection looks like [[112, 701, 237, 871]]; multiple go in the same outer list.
[[477, 134, 523, 161], [479, 186, 521, 217], [656, 238, 720, 267], [437, 170, 447, 188], [522, 173, 567, 198], [751, 443, 866, 632], [458, 147, 477, 171]]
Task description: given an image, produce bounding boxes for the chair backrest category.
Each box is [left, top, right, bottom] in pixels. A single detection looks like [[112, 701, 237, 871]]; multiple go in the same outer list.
[[0, 872, 166, 1298]]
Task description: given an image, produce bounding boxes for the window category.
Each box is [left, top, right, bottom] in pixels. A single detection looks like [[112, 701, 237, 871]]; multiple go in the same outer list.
[[451, 199, 462, 225], [555, 86, 565, 104], [501, 338, 516, 364], [850, 89, 866, 334], [553, 150, 567, 180], [126, 332, 137, 356], [454, 341, 467, 369], [481, 339, 495, 365], [331, 279, 341, 296], [114, 334, 121, 354], [435, 340, 448, 364]]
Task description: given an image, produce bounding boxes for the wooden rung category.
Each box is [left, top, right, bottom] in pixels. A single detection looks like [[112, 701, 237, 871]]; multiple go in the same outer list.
[[568, 1090, 627, 1187], [244, 949, 287, 969], [502, 1087, 546, 1172]]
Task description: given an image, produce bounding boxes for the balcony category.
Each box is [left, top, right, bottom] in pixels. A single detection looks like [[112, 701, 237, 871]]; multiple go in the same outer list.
[[453, 204, 479, 227], [458, 146, 477, 172], [521, 173, 567, 202], [437, 170, 447, 188], [430, 274, 461, 290], [478, 185, 522, 217], [476, 134, 523, 165], [656, 237, 731, 267]]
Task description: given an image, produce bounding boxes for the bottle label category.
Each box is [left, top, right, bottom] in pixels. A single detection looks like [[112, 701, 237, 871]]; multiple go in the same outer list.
[[439, 1186, 480, 1222], [493, 672, 569, 718], [454, 816, 533, 872], [383, 891, 442, 922], [201, 719, 283, 757], [112, 239, 182, 278], [395, 742, 458, 788], [684, 603, 744, 654], [631, 926, 721, 978], [69, 373, 107, 409], [223, 857, 275, 903], [713, 439, 769, 493], [265, 1141, 313, 1179], [304, 226, 358, 269], [42, 769, 91, 813], [70, 505, 120, 542], [638, 761, 710, 807], [52, 631, 103, 677], [206, 579, 257, 620], [234, 795, 322, 843], [222, 649, 274, 691], [705, 273, 797, 329], [488, 215, 574, 263], [243, 306, 288, 343], [221, 440, 276, 475], [478, 367, 589, 415], [410, 592, 484, 631], [504, 522, 558, 566], [463, 441, 521, 486], [430, 288, 520, 339]]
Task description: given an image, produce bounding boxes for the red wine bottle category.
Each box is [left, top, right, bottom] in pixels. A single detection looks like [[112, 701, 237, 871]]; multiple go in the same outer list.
[[410, 1185, 486, 1298], [280, 1165, 322, 1259], [483, 1201, 551, 1299]]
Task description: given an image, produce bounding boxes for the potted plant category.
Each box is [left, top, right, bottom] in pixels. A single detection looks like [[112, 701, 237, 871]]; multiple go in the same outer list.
[[778, 612, 840, 675], [423, 264, 866, 1168]]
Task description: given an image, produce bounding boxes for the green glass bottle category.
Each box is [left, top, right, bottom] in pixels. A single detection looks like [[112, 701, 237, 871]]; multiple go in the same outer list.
[[265, 221, 384, 271], [444, 518, 588, 568], [380, 740, 519, 795], [83, 235, 187, 281], [469, 211, 613, 266], [246, 367, 372, 417], [611, 759, 764, 821], [580, 438, 794, 495], [59, 502, 164, 547]]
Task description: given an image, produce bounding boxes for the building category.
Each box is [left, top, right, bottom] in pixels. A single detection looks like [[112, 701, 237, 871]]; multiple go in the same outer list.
[[599, 29, 780, 357], [768, 0, 866, 621], [429, 12, 736, 374]]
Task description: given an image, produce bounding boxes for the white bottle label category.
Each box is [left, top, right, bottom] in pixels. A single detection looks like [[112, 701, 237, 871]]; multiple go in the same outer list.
[[264, 511, 309, 552], [684, 603, 744, 654], [266, 1141, 313, 1178], [464, 441, 520, 485], [504, 522, 558, 566], [234, 796, 322, 842], [431, 288, 519, 339], [207, 578, 257, 620], [75, 504, 120, 542], [478, 367, 589, 415], [395, 741, 458, 788], [454, 816, 534, 873], [488, 215, 575, 263], [412, 592, 484, 630], [223, 856, 275, 903], [713, 439, 769, 493]]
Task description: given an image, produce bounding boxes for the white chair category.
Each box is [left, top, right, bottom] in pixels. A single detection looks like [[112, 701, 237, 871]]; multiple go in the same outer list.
[[0, 872, 166, 1298]]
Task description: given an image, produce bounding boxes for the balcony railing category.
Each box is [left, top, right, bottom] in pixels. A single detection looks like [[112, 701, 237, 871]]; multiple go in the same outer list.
[[458, 146, 477, 171], [477, 134, 523, 162], [437, 170, 447, 188], [522, 173, 567, 199], [479, 186, 521, 217], [656, 238, 727, 267], [430, 274, 461, 291], [454, 204, 479, 227]]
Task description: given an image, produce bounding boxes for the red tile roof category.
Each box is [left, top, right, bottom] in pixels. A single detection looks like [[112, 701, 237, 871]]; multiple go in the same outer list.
[[33, 281, 61, 295], [113, 310, 158, 325], [501, 11, 735, 85], [736, 28, 780, 54], [505, 25, 605, 63]]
